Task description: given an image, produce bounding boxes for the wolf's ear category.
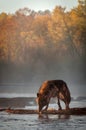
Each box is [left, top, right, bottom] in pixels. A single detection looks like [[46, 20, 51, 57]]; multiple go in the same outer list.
[[37, 93, 40, 97]]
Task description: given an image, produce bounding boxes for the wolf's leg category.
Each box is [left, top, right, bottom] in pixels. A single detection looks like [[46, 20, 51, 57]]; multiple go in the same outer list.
[[43, 104, 49, 111], [65, 102, 70, 110], [57, 97, 62, 110], [59, 90, 69, 110], [61, 92, 70, 110]]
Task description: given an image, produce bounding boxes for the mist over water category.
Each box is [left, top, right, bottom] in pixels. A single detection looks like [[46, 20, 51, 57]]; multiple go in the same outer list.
[[0, 62, 86, 97]]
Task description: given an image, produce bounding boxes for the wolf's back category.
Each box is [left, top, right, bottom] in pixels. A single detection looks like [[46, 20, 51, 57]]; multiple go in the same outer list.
[[53, 80, 71, 103]]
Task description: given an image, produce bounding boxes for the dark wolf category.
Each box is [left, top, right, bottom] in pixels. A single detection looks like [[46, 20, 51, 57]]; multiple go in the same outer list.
[[36, 80, 71, 113]]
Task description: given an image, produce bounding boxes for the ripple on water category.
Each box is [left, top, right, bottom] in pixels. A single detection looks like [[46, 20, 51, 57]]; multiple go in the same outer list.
[[0, 112, 86, 130]]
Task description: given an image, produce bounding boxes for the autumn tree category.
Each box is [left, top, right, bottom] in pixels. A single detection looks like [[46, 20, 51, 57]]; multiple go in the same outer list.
[[70, 0, 86, 56], [0, 5, 86, 85], [48, 6, 81, 57]]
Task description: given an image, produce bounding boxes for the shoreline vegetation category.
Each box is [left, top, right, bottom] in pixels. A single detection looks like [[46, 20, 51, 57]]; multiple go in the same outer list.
[[0, 107, 86, 115]]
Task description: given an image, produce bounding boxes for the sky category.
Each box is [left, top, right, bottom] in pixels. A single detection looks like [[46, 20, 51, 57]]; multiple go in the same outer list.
[[0, 0, 78, 13]]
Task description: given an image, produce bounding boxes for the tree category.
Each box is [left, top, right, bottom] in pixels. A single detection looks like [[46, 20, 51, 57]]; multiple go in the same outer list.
[[70, 0, 86, 56], [48, 6, 79, 56]]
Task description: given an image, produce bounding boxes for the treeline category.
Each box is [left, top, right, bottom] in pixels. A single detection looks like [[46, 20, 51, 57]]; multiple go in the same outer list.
[[0, 1, 86, 86]]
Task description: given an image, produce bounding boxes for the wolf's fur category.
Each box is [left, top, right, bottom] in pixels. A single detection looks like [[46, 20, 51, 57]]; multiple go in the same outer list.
[[37, 80, 71, 112]]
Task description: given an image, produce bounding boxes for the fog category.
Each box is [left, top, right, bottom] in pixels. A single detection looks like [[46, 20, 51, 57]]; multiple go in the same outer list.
[[0, 55, 86, 97]]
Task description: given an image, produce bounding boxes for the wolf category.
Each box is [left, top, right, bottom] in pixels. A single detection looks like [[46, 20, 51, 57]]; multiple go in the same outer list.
[[36, 80, 71, 113]]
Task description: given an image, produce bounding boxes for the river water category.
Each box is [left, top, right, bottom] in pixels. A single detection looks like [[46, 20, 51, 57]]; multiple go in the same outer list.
[[0, 99, 86, 130]]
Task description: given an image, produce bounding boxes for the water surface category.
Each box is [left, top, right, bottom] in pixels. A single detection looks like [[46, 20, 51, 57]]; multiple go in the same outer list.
[[0, 97, 86, 130]]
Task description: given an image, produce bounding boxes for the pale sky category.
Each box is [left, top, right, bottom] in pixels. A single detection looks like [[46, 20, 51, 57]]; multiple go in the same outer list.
[[0, 0, 78, 13]]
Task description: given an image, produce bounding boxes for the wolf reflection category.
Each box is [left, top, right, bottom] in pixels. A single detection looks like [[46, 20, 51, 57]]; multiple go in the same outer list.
[[38, 114, 70, 120]]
